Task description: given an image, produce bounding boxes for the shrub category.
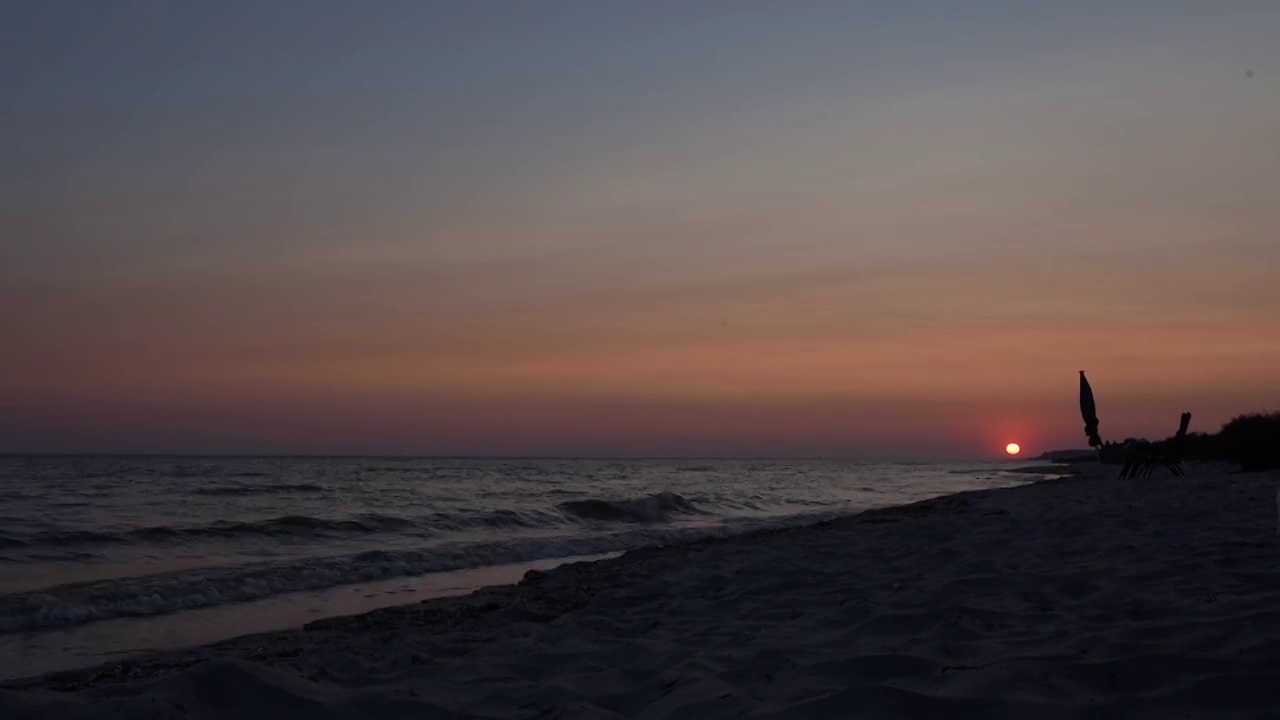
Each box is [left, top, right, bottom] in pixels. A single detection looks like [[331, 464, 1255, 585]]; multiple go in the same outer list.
[[1217, 412, 1280, 471]]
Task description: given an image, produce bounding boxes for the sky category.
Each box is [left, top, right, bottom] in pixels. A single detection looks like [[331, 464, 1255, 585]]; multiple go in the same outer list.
[[2, 1, 1278, 458]]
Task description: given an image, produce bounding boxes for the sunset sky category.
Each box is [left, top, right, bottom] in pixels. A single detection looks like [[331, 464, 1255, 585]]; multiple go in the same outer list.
[[2, 1, 1278, 457]]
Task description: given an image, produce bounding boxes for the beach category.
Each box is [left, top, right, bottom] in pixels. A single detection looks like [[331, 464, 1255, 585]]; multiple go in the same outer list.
[[3, 463, 1278, 719], [0, 458, 1041, 676]]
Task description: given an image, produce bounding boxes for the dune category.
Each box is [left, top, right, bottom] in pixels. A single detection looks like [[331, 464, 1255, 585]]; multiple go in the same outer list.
[[3, 463, 1278, 719]]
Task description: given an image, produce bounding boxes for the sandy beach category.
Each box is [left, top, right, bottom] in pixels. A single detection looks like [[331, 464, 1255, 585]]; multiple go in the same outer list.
[[3, 463, 1278, 719]]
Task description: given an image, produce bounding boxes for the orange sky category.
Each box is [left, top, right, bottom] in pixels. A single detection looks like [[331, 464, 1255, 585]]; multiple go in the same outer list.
[[2, 3, 1278, 456]]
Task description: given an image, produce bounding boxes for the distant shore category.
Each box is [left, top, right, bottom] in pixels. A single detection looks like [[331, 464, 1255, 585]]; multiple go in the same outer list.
[[4, 461, 1276, 718], [1006, 463, 1084, 475]]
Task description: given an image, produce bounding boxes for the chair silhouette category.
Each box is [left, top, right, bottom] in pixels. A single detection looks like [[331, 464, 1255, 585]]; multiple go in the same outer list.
[[1118, 412, 1191, 479]]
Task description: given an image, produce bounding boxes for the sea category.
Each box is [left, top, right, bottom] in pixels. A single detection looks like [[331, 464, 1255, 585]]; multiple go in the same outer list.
[[0, 456, 1057, 679]]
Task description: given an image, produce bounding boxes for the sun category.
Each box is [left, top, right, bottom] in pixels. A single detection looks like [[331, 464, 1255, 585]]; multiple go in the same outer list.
[[1005, 442, 1021, 456]]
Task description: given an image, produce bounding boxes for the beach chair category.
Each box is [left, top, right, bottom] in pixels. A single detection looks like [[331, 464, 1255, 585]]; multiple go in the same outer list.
[[1118, 412, 1191, 479]]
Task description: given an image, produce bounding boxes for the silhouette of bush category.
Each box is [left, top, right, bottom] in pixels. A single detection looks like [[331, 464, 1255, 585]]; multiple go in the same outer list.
[[1217, 412, 1280, 471], [1161, 412, 1280, 471]]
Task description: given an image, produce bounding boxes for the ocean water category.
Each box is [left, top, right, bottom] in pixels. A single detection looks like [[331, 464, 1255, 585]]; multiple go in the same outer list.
[[0, 456, 1053, 679]]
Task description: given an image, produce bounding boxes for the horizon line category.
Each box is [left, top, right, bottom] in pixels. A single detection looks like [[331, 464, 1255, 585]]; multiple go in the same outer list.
[[0, 452, 1056, 462]]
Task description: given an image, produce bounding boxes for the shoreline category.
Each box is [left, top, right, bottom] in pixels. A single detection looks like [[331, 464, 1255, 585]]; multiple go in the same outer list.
[[2, 485, 1023, 692], [5, 466, 1085, 691], [6, 462, 1275, 717], [0, 551, 628, 680], [0, 462, 1051, 679], [1004, 463, 1081, 475], [1, 466, 1067, 687]]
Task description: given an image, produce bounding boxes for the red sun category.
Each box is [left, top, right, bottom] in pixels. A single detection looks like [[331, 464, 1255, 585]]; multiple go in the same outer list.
[[1005, 442, 1021, 456]]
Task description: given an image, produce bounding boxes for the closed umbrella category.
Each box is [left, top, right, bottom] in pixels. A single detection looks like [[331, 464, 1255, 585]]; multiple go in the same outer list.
[[1079, 371, 1102, 448]]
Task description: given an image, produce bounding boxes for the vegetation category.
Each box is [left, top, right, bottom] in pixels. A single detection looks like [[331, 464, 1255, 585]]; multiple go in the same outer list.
[[1169, 411, 1280, 471], [1064, 411, 1280, 472]]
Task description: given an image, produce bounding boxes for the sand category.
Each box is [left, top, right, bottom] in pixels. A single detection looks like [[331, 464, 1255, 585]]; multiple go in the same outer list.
[[3, 463, 1278, 719]]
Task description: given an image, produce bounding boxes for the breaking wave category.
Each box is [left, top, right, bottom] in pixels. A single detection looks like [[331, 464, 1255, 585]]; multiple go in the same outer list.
[[8, 514, 416, 548], [4, 492, 754, 550], [559, 492, 707, 522], [0, 510, 842, 634]]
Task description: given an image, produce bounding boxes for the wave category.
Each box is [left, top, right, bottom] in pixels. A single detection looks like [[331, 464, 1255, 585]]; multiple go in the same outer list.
[[439, 508, 564, 530], [558, 492, 707, 523], [17, 514, 415, 547], [140, 514, 416, 539], [192, 483, 325, 497], [0, 491, 38, 502], [16, 530, 113, 546], [26, 551, 102, 563], [356, 465, 438, 475], [0, 510, 845, 635], [5, 492, 778, 551]]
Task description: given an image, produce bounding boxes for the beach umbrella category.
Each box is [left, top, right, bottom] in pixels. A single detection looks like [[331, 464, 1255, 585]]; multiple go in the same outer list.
[[1079, 371, 1102, 448]]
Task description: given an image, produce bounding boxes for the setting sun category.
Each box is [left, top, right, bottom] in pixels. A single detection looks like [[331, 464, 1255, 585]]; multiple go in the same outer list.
[[1005, 443, 1021, 456]]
